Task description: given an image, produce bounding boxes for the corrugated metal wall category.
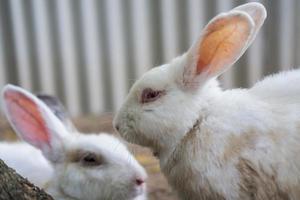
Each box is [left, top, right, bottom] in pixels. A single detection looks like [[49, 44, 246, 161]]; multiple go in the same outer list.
[[0, 0, 299, 116]]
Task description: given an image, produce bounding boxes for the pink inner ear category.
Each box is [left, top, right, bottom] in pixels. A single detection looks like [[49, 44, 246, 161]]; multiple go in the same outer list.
[[196, 15, 251, 76], [4, 90, 50, 148]]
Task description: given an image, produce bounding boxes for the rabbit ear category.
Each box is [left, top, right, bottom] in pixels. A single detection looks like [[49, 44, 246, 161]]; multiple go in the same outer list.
[[37, 94, 77, 132], [233, 2, 267, 46], [181, 10, 258, 90], [2, 85, 69, 163]]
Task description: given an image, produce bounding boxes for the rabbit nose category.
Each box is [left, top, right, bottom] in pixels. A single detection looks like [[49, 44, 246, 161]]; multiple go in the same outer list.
[[135, 178, 144, 186]]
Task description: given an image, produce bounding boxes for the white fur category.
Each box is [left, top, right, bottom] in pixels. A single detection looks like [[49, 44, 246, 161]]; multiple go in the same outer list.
[[0, 142, 53, 186], [113, 3, 300, 200], [1, 85, 147, 200]]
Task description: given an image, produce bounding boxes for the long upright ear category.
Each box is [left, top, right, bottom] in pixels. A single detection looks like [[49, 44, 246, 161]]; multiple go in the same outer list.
[[181, 4, 266, 90], [233, 2, 267, 46], [37, 94, 77, 132], [2, 85, 69, 163]]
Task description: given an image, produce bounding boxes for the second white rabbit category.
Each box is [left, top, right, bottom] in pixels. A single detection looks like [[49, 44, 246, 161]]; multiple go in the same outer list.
[[1, 85, 147, 200]]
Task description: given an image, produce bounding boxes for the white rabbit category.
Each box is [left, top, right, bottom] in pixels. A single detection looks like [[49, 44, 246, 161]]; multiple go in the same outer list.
[[1, 84, 147, 200], [114, 2, 300, 200]]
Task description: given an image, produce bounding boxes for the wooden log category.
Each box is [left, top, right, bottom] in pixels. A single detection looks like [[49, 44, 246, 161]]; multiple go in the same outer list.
[[0, 159, 53, 200]]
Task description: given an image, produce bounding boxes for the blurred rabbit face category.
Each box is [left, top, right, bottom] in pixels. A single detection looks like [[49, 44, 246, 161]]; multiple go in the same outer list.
[[2, 85, 147, 200], [55, 134, 147, 200]]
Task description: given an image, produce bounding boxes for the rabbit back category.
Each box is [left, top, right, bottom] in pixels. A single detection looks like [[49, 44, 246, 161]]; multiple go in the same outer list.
[[250, 69, 300, 105]]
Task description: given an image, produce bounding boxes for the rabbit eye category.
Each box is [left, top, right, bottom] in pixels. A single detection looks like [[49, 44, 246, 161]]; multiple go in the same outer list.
[[81, 152, 102, 166], [141, 88, 165, 104]]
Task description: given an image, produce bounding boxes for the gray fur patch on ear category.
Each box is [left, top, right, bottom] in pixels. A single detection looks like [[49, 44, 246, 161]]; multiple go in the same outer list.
[[36, 94, 68, 121], [36, 94, 76, 132]]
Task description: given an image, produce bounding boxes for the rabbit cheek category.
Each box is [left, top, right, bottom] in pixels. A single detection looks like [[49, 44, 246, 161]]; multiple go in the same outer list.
[[115, 111, 141, 146], [115, 102, 157, 148]]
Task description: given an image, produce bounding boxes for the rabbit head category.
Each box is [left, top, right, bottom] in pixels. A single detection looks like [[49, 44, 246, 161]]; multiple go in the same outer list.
[[114, 3, 266, 158], [2, 85, 147, 200]]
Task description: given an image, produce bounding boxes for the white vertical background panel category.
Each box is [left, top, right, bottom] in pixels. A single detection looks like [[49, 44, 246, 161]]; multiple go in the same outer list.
[[187, 0, 205, 45], [0, 1, 299, 115], [161, 0, 179, 61], [296, 1, 300, 66], [247, 0, 265, 86], [248, 31, 264, 85], [131, 0, 153, 77], [10, 0, 32, 90], [0, 30, 6, 90], [0, 10, 7, 113], [216, 0, 234, 89], [32, 0, 55, 93], [80, 0, 104, 114], [279, 0, 294, 70], [105, 0, 127, 110], [56, 0, 80, 115], [0, 47, 5, 90], [216, 0, 232, 13]]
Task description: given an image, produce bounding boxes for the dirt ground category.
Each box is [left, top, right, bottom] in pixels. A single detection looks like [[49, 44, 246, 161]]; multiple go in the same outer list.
[[0, 114, 178, 200]]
